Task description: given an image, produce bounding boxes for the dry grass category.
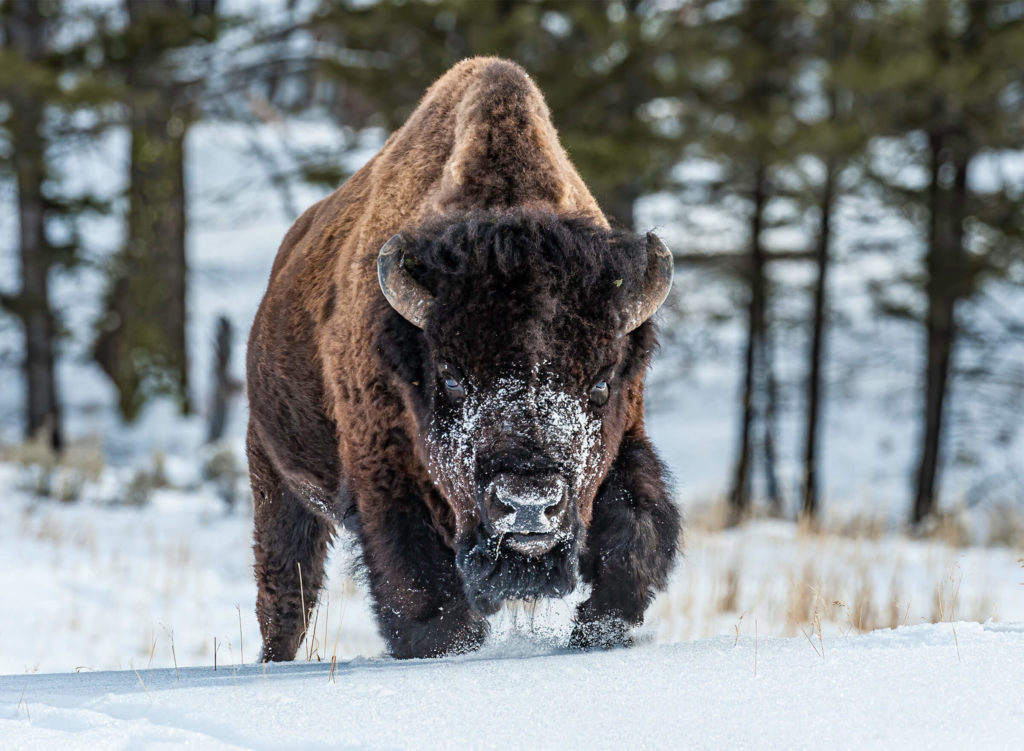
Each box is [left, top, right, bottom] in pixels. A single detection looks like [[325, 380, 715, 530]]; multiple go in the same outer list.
[[931, 564, 963, 623], [6, 463, 1018, 674], [2, 434, 104, 502], [685, 498, 1024, 549], [652, 507, 1013, 646], [297, 574, 363, 663], [1, 435, 190, 509], [717, 557, 742, 614]]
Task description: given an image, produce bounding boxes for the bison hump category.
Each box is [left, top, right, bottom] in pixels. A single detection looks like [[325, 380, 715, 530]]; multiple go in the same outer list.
[[380, 57, 605, 223]]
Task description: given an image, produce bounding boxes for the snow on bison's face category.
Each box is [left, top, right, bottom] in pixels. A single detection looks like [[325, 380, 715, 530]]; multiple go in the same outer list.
[[375, 211, 672, 613]]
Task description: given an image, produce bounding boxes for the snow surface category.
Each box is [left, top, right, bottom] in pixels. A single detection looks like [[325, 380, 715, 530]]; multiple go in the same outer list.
[[4, 470, 1023, 678], [3, 622, 1023, 750]]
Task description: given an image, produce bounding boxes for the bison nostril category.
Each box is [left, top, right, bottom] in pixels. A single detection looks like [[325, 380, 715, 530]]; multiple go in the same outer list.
[[492, 493, 515, 516], [544, 502, 561, 520]]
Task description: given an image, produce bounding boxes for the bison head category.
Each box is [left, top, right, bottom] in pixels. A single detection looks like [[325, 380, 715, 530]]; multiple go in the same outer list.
[[375, 211, 672, 614]]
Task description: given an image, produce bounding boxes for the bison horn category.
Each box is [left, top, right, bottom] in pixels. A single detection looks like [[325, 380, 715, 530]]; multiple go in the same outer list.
[[620, 232, 674, 334], [377, 234, 435, 329]]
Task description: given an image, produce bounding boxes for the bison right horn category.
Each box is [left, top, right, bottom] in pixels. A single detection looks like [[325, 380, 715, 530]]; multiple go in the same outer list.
[[619, 232, 674, 334], [377, 234, 435, 329]]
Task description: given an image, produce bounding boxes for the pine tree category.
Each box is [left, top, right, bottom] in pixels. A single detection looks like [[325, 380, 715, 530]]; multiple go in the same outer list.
[[0, 0, 114, 449], [851, 0, 1024, 522], [677, 0, 811, 521], [92, 0, 220, 420], [797, 1, 875, 520], [0, 1, 63, 449]]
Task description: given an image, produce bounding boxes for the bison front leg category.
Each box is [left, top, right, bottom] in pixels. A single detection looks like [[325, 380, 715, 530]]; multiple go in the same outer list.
[[571, 434, 681, 649], [360, 503, 487, 659], [250, 440, 333, 662]]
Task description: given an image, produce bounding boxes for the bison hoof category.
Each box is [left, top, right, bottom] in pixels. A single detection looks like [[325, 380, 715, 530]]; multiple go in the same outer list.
[[568, 616, 633, 650], [389, 613, 488, 659]]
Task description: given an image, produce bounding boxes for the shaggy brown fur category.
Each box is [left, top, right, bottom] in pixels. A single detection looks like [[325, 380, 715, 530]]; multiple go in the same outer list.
[[247, 57, 679, 660]]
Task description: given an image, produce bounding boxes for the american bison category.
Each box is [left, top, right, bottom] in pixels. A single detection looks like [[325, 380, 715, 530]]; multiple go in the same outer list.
[[247, 57, 680, 660]]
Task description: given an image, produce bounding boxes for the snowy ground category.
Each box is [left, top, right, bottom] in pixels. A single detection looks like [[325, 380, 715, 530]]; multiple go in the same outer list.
[[3, 622, 1023, 750], [2, 462, 1021, 676]]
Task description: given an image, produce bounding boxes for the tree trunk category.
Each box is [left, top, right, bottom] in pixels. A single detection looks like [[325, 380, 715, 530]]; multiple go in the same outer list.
[[93, 0, 197, 419], [760, 329, 781, 515], [5, 1, 61, 450], [730, 302, 756, 522], [94, 96, 189, 419], [207, 316, 234, 444], [911, 0, 987, 526], [801, 156, 836, 519], [729, 161, 769, 523], [800, 3, 846, 522], [912, 131, 971, 524]]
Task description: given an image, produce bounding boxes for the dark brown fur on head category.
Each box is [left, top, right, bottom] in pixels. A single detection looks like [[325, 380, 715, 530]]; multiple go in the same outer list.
[[247, 57, 680, 661], [375, 209, 659, 611], [377, 209, 657, 518]]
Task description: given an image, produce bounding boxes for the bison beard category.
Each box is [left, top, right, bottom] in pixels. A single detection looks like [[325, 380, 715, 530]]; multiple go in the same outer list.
[[247, 58, 681, 662], [456, 529, 581, 616]]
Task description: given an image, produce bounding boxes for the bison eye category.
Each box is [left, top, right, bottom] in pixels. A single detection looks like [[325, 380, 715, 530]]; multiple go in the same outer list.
[[439, 365, 466, 402], [589, 380, 609, 406]]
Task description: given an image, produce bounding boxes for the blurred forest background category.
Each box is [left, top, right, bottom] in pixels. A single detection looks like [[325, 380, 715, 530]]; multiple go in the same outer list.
[[1, 0, 1023, 530]]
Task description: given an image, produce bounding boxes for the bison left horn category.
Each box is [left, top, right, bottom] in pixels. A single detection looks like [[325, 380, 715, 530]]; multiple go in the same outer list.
[[620, 232, 674, 334], [377, 234, 435, 329]]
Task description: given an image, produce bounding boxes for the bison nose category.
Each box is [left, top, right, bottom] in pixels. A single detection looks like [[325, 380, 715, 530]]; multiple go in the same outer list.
[[482, 476, 567, 535]]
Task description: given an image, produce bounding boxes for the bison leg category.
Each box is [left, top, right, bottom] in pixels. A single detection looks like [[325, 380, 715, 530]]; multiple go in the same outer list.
[[249, 438, 333, 662], [571, 434, 681, 649], [360, 504, 487, 659]]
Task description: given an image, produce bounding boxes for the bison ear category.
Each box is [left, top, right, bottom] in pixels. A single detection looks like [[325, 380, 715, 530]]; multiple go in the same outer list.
[[377, 234, 435, 329], [619, 232, 674, 334]]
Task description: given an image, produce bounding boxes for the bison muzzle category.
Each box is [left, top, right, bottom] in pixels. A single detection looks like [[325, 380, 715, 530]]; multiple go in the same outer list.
[[247, 57, 681, 660]]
